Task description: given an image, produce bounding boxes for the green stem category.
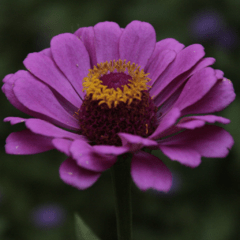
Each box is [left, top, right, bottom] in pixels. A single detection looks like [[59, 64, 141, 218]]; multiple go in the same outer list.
[[111, 153, 132, 240]]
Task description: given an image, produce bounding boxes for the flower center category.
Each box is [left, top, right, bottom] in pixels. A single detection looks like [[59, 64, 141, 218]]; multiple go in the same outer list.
[[77, 60, 158, 146], [82, 59, 151, 108], [100, 72, 131, 91]]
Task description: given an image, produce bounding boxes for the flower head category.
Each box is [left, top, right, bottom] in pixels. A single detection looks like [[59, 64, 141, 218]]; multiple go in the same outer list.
[[2, 21, 235, 192]]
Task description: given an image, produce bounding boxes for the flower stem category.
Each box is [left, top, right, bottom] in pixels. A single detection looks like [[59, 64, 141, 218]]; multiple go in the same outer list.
[[111, 153, 132, 240]]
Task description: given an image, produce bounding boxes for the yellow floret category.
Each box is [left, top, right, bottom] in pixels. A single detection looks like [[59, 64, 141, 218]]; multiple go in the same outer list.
[[82, 59, 151, 108]]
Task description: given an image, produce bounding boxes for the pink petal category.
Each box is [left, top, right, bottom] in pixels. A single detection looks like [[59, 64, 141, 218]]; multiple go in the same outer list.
[[150, 44, 205, 101], [118, 133, 158, 152], [50, 33, 90, 100], [74, 26, 97, 67], [145, 38, 184, 72], [93, 145, 129, 156], [5, 129, 54, 155], [94, 22, 122, 63], [147, 50, 176, 86], [25, 118, 86, 140], [13, 75, 79, 130], [4, 116, 84, 139], [159, 125, 234, 166], [70, 139, 117, 172], [59, 157, 101, 190], [149, 107, 181, 140], [2, 73, 13, 83], [160, 145, 201, 167], [52, 138, 72, 156], [173, 67, 217, 111], [4, 117, 85, 156], [215, 69, 224, 79], [155, 84, 184, 115], [119, 21, 156, 69], [131, 151, 172, 192], [153, 38, 185, 53], [182, 76, 236, 115], [23, 52, 81, 108], [153, 57, 216, 108], [4, 117, 26, 125], [177, 115, 230, 130], [40, 48, 52, 58], [195, 57, 216, 71], [2, 70, 39, 116]]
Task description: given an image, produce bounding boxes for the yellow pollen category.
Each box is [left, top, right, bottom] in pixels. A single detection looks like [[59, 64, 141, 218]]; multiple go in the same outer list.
[[146, 124, 148, 134], [82, 59, 152, 108]]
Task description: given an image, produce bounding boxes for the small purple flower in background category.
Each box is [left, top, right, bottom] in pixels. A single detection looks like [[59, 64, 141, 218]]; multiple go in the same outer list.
[[190, 9, 225, 40], [189, 9, 238, 50], [30, 204, 66, 229], [2, 21, 235, 193]]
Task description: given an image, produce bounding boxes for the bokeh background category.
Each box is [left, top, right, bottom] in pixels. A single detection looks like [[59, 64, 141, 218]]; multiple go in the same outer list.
[[0, 0, 239, 239]]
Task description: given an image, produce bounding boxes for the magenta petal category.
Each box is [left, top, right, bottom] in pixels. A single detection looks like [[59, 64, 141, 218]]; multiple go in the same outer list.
[[40, 48, 52, 58], [4, 117, 26, 125], [149, 107, 180, 140], [147, 50, 176, 86], [154, 38, 185, 54], [153, 57, 216, 108], [160, 125, 234, 160], [119, 21, 156, 68], [93, 145, 128, 156], [4, 117, 84, 155], [23, 52, 81, 108], [215, 69, 224, 79], [160, 145, 201, 167], [59, 157, 101, 190], [131, 151, 172, 192], [155, 85, 185, 116], [118, 133, 158, 152], [52, 138, 72, 156], [177, 115, 230, 130], [51, 33, 90, 100], [150, 44, 205, 99], [2, 73, 14, 83], [94, 22, 122, 63], [182, 76, 236, 115], [5, 129, 54, 155], [174, 67, 217, 111], [70, 139, 117, 172], [25, 118, 86, 140], [145, 38, 184, 73], [5, 117, 86, 140], [74, 27, 97, 67], [13, 75, 79, 130], [2, 70, 39, 116], [191, 57, 216, 73]]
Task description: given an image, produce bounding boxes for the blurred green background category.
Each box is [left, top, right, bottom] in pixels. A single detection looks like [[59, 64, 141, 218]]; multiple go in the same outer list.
[[0, 0, 240, 239]]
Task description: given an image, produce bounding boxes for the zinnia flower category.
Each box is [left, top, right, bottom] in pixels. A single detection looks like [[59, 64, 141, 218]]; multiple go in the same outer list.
[[2, 21, 235, 192]]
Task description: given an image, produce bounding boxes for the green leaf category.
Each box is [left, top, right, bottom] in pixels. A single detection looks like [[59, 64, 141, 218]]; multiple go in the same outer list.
[[74, 213, 101, 240]]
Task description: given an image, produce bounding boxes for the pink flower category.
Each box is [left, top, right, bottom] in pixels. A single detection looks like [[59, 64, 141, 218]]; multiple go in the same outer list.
[[2, 21, 235, 192]]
